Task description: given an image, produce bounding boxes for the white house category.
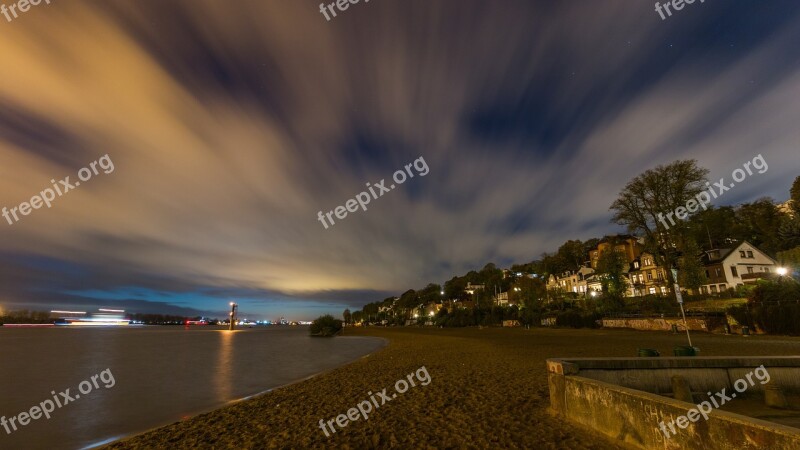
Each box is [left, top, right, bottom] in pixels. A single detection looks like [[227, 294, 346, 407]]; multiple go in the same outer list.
[[547, 267, 596, 295], [700, 241, 777, 294], [465, 282, 485, 295]]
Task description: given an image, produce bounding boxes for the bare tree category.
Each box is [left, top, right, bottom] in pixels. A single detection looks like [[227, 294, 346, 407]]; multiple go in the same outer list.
[[610, 159, 709, 286]]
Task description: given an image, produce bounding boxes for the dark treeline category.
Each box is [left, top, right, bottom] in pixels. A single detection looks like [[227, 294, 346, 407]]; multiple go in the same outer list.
[[0, 310, 53, 324], [128, 313, 215, 325]]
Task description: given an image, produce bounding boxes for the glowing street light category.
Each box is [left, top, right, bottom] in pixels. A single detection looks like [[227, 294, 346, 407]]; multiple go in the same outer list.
[[777, 267, 788, 276]]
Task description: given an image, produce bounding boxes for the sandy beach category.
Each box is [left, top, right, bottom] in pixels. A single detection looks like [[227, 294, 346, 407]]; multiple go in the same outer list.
[[108, 327, 800, 449]]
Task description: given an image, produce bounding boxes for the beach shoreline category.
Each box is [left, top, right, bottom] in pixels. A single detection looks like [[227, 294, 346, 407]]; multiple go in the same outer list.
[[107, 327, 800, 449]]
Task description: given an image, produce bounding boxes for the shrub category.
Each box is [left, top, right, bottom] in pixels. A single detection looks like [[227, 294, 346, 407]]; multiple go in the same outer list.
[[735, 284, 756, 298], [753, 303, 800, 335], [729, 280, 800, 335], [726, 305, 754, 328], [309, 314, 343, 337], [556, 310, 602, 328], [623, 295, 680, 315], [519, 308, 543, 327]]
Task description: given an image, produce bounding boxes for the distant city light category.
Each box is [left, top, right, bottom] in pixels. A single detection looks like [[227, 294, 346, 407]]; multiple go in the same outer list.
[[50, 310, 86, 314], [98, 308, 125, 313]]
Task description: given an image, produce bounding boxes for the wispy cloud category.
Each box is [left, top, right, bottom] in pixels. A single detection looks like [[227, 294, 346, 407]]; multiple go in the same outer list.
[[0, 1, 798, 318]]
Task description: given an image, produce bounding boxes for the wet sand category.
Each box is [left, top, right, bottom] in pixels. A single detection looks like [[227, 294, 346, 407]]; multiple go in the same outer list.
[[108, 327, 800, 449]]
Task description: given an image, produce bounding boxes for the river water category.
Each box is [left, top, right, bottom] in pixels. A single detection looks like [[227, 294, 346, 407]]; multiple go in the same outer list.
[[0, 326, 384, 449]]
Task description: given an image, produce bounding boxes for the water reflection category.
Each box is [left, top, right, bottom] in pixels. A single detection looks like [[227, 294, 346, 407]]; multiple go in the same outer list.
[[213, 330, 236, 400]]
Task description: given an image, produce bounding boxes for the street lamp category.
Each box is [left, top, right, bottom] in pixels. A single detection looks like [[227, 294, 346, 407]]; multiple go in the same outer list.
[[777, 267, 788, 276]]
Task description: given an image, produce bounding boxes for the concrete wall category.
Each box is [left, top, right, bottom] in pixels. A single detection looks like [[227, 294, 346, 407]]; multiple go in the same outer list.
[[601, 316, 728, 333], [548, 357, 800, 449]]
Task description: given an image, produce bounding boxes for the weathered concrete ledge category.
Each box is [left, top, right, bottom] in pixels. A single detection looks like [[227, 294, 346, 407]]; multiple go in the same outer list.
[[601, 316, 728, 333], [547, 357, 800, 449]]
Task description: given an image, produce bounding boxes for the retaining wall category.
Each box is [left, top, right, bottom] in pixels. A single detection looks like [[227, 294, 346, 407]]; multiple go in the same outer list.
[[601, 316, 728, 333], [547, 357, 800, 449]]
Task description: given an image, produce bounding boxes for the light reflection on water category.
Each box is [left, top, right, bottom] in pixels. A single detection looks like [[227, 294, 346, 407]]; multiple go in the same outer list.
[[0, 326, 383, 450], [214, 330, 235, 401]]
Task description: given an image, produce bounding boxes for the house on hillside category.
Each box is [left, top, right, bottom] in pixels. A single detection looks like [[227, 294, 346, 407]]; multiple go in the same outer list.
[[628, 252, 669, 296], [378, 297, 399, 313], [778, 199, 795, 218], [700, 241, 778, 294], [585, 274, 603, 294], [465, 282, 485, 295], [589, 235, 644, 270], [546, 274, 559, 291], [547, 266, 596, 296], [495, 291, 509, 306]]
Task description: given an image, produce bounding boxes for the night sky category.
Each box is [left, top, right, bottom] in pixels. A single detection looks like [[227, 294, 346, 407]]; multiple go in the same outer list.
[[1, 1, 798, 320]]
